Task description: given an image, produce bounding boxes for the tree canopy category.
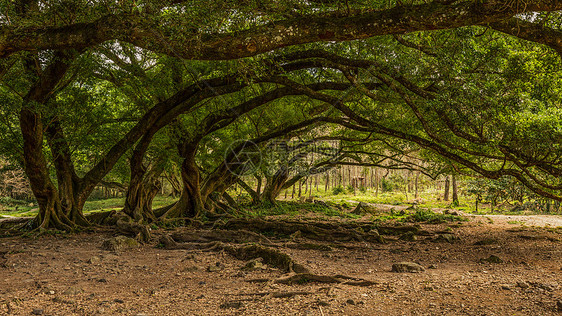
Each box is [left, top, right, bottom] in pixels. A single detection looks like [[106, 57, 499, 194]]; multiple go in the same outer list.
[[1, 0, 561, 231]]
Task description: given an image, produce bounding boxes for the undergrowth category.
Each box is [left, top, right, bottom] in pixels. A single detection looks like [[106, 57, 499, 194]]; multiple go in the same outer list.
[[241, 201, 360, 219]]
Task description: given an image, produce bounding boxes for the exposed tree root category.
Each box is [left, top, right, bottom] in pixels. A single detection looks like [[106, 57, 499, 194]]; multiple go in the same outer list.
[[219, 218, 385, 243], [283, 242, 334, 251], [376, 225, 420, 235], [274, 273, 376, 286], [85, 210, 116, 225], [0, 217, 32, 236], [103, 213, 151, 242], [171, 229, 273, 244], [160, 236, 308, 273]]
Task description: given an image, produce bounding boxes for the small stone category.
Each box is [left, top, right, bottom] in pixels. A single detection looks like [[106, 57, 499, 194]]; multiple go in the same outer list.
[[219, 301, 244, 309], [501, 284, 511, 290], [428, 264, 437, 269], [87, 256, 101, 264], [392, 262, 425, 273], [479, 255, 503, 264], [101, 236, 139, 252], [516, 281, 529, 289], [32, 309, 44, 315], [241, 258, 264, 271], [435, 234, 459, 243], [63, 286, 83, 295], [183, 266, 199, 272], [114, 299, 124, 304], [557, 300, 562, 311], [207, 264, 223, 272], [346, 299, 356, 305], [317, 300, 330, 306]]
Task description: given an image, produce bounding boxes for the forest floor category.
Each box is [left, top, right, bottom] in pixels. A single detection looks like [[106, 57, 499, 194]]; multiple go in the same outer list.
[[1, 209, 562, 315]]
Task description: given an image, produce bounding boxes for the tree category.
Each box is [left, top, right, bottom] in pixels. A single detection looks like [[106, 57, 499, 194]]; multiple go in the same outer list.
[[2, 0, 562, 230]]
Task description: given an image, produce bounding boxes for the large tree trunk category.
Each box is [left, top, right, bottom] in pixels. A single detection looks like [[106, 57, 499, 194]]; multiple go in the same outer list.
[[261, 168, 290, 204], [20, 107, 75, 231], [20, 51, 79, 231], [452, 173, 459, 206], [443, 176, 450, 201], [45, 116, 90, 226], [165, 168, 182, 198], [237, 178, 261, 204], [162, 148, 203, 218], [123, 157, 163, 222]]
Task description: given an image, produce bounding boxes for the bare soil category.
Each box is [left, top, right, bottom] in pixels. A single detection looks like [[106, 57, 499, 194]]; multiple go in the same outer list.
[[1, 214, 562, 315]]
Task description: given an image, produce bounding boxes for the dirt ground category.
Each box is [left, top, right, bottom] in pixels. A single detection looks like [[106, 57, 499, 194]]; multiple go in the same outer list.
[[1, 214, 562, 316]]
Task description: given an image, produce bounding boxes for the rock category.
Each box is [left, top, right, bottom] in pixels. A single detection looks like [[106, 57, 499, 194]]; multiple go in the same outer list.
[[435, 234, 459, 243], [399, 231, 417, 241], [479, 255, 503, 264], [516, 281, 529, 289], [101, 236, 139, 252], [557, 300, 562, 312], [219, 301, 244, 309], [87, 256, 101, 264], [428, 264, 437, 269], [391, 262, 425, 273], [114, 299, 124, 304], [183, 266, 199, 272], [346, 299, 356, 305], [207, 262, 224, 272], [32, 309, 44, 315], [63, 286, 83, 295], [317, 300, 330, 306], [241, 258, 265, 271], [501, 284, 511, 290]]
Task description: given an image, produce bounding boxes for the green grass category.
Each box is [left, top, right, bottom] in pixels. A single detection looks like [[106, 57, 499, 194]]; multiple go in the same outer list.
[[371, 208, 466, 224], [403, 209, 467, 223], [0, 195, 178, 218], [241, 201, 360, 219]]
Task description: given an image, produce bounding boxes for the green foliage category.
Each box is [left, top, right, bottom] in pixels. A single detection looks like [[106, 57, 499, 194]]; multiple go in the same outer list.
[[243, 201, 358, 219], [331, 185, 345, 195], [403, 209, 466, 224]]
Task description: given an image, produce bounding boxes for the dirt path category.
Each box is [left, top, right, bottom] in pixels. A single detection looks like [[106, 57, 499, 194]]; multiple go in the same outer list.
[[1, 216, 562, 315]]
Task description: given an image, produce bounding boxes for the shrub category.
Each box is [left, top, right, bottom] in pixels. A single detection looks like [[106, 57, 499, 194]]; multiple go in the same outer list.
[[332, 185, 345, 195]]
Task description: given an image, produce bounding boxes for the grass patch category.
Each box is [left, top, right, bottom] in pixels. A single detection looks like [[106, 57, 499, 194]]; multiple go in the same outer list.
[[241, 201, 360, 219], [403, 209, 467, 223]]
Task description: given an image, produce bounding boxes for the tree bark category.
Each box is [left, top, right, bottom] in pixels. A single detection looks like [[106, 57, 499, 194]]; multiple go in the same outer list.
[[162, 146, 203, 218], [444, 176, 450, 201], [20, 51, 80, 230], [452, 173, 459, 206]]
